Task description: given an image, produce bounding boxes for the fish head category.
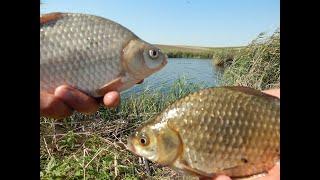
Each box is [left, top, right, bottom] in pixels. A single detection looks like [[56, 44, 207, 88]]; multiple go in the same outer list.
[[127, 125, 159, 161], [122, 39, 167, 81], [127, 119, 182, 166]]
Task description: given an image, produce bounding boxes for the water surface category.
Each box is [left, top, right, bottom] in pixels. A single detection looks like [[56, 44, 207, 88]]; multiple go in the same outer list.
[[123, 58, 223, 95]]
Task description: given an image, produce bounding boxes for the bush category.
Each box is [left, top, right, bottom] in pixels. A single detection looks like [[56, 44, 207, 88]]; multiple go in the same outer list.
[[222, 29, 280, 90]]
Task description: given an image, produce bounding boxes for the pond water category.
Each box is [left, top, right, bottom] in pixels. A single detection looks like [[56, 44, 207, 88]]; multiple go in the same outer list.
[[122, 58, 224, 95]]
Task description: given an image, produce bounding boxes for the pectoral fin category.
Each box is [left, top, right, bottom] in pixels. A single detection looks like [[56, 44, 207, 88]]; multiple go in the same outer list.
[[232, 173, 268, 180], [172, 158, 216, 179], [96, 77, 124, 97]]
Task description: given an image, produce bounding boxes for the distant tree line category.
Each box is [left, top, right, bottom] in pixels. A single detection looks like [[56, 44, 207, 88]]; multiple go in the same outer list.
[[165, 51, 213, 59]]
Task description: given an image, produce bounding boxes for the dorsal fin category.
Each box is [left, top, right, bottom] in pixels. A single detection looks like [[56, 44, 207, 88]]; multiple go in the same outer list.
[[222, 86, 280, 100], [40, 12, 63, 24]]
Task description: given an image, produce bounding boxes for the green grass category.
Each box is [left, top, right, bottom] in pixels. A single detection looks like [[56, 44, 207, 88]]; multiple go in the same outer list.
[[40, 78, 203, 180], [212, 49, 240, 67], [155, 44, 243, 59], [40, 30, 280, 179], [222, 29, 280, 90]]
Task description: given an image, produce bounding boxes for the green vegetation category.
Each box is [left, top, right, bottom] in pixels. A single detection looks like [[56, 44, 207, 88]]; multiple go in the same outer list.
[[212, 49, 240, 67], [222, 29, 280, 90], [40, 78, 203, 180], [40, 30, 280, 179], [155, 44, 243, 59]]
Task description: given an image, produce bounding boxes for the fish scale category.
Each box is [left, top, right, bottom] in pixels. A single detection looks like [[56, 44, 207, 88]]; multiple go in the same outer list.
[[128, 87, 279, 178], [41, 14, 122, 92], [41, 13, 167, 97], [168, 88, 279, 177]]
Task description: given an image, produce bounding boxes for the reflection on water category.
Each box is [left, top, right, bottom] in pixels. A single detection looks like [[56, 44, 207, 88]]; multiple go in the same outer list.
[[122, 58, 224, 96]]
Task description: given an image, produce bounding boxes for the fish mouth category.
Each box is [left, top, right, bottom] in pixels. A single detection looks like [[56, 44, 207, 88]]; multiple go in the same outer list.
[[162, 55, 168, 66], [126, 137, 136, 153], [126, 141, 146, 159], [136, 79, 144, 84]]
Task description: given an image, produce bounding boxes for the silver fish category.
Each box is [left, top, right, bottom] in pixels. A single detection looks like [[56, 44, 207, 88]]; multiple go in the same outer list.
[[40, 12, 167, 97]]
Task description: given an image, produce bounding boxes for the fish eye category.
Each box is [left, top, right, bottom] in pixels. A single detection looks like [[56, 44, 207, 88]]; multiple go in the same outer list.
[[148, 49, 159, 59], [139, 136, 150, 146]]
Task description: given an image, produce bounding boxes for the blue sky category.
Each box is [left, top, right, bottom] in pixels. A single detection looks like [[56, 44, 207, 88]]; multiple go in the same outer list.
[[40, 0, 279, 47]]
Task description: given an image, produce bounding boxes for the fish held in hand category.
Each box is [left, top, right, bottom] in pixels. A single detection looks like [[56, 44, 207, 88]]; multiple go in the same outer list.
[[127, 86, 280, 179], [40, 12, 167, 97]]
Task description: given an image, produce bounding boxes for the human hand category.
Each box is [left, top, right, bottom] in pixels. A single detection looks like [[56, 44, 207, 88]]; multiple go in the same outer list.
[[262, 88, 280, 98], [210, 163, 279, 180], [211, 88, 280, 180], [40, 85, 120, 119]]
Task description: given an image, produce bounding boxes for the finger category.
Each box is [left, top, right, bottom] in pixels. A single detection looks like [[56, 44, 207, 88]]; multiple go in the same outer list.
[[256, 163, 280, 180], [267, 162, 280, 179], [262, 89, 280, 98], [40, 91, 73, 119], [210, 175, 232, 180], [103, 91, 120, 108], [54, 85, 99, 114]]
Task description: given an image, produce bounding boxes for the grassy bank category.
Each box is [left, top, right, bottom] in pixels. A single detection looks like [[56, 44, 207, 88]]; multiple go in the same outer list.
[[222, 29, 280, 90], [40, 78, 203, 180], [40, 31, 280, 179], [155, 44, 243, 59], [212, 48, 240, 67]]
